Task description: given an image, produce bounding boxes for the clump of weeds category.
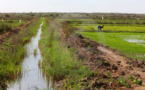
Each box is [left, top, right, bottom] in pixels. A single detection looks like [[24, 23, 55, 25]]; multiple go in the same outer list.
[[34, 49, 37, 56]]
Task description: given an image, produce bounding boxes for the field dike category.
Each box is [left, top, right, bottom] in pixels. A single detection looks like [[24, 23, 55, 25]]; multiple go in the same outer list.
[[39, 18, 96, 89], [65, 33, 145, 89], [0, 19, 35, 45]]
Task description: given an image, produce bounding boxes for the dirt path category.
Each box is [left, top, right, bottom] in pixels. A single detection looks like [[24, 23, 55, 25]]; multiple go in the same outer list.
[[97, 45, 145, 89], [97, 46, 128, 67], [98, 45, 145, 78]]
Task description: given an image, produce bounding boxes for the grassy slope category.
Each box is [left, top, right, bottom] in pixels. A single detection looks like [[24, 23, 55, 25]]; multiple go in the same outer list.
[[0, 18, 42, 89], [80, 32, 145, 60], [39, 18, 92, 89]]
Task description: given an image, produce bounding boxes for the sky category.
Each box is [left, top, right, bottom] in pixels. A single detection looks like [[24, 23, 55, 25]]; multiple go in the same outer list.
[[0, 0, 145, 14]]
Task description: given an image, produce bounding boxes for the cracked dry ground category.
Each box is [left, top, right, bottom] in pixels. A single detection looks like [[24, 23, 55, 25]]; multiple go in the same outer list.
[[65, 34, 145, 90]]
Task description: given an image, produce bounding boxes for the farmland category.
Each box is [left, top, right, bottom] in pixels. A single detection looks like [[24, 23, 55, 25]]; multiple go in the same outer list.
[[80, 32, 145, 60], [57, 13, 145, 89], [78, 25, 145, 32], [0, 13, 145, 89], [64, 15, 145, 61]]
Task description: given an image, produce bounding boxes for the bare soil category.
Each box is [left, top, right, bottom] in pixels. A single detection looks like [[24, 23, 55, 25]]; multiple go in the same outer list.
[[64, 34, 145, 90]]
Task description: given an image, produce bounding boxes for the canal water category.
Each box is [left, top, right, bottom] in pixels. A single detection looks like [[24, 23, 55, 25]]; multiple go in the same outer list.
[[7, 22, 53, 90]]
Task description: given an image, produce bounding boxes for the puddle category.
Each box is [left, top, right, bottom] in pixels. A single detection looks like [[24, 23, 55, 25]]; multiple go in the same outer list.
[[7, 23, 54, 90], [124, 39, 145, 43], [124, 39, 145, 46]]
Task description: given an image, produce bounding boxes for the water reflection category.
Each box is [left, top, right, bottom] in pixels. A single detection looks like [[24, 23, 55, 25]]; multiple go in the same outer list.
[[124, 39, 145, 46], [7, 23, 54, 90]]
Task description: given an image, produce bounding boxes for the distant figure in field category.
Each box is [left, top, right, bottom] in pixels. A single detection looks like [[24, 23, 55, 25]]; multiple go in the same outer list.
[[2, 19, 4, 22], [19, 20, 21, 23], [98, 25, 104, 32], [102, 16, 104, 20]]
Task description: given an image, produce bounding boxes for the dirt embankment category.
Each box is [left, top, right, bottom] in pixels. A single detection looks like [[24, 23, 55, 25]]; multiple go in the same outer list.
[[64, 34, 145, 90], [0, 19, 35, 45]]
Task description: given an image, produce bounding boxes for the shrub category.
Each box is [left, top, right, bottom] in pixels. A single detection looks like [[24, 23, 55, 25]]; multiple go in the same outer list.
[[66, 44, 71, 48], [0, 23, 12, 34], [75, 33, 83, 38], [61, 21, 75, 38], [86, 26, 95, 31], [118, 77, 131, 88], [118, 77, 127, 86], [129, 76, 134, 81], [133, 79, 143, 85], [125, 83, 131, 88], [107, 71, 111, 77]]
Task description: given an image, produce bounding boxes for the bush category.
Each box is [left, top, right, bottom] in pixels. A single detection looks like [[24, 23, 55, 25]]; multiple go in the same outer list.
[[118, 77, 132, 88], [133, 79, 143, 85], [129, 76, 134, 81], [0, 23, 12, 34], [61, 21, 75, 38], [118, 77, 127, 86], [86, 26, 95, 31]]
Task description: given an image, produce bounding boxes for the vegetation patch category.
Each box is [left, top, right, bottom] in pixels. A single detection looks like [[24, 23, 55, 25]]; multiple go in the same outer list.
[[77, 25, 145, 32], [39, 18, 92, 89], [34, 49, 37, 56], [0, 23, 12, 34], [0, 18, 41, 89]]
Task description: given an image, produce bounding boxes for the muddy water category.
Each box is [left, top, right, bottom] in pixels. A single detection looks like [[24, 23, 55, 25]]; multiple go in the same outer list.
[[7, 23, 53, 90]]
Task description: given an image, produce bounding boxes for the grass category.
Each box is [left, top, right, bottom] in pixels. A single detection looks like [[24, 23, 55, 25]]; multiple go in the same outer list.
[[104, 26, 145, 32], [57, 18, 145, 23], [80, 32, 145, 60], [0, 18, 42, 89], [0, 23, 12, 34], [66, 18, 145, 60], [57, 18, 145, 27], [39, 18, 92, 89], [0, 20, 25, 28], [0, 20, 26, 35], [77, 25, 145, 32]]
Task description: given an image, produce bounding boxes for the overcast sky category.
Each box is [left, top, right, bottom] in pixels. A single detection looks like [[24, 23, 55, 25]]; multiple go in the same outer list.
[[0, 0, 145, 14]]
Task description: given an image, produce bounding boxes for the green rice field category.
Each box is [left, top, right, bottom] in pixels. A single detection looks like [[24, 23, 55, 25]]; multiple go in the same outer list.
[[79, 31, 145, 60]]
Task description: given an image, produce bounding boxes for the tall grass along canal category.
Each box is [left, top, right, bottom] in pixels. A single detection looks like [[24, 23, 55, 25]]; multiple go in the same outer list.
[[7, 22, 53, 90]]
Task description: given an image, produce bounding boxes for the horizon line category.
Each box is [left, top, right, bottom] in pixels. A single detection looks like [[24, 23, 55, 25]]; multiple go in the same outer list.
[[0, 11, 145, 15]]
